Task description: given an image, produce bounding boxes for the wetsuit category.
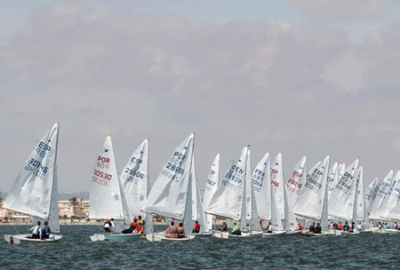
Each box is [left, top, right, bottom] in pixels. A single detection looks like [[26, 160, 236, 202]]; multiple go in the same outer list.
[[122, 222, 136, 234], [343, 224, 350, 231], [315, 225, 321, 233]]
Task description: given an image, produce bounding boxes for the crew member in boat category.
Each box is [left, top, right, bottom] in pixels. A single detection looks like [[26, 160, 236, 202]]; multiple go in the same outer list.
[[309, 222, 315, 233], [394, 222, 399, 230], [245, 223, 251, 233], [121, 218, 137, 234], [135, 222, 144, 236], [41, 221, 51, 239], [349, 222, 355, 232], [338, 222, 343, 230], [343, 222, 350, 232], [177, 223, 186, 238], [219, 222, 228, 232], [314, 223, 322, 234], [297, 223, 303, 230], [104, 218, 115, 234], [384, 223, 390, 229], [230, 223, 241, 235], [259, 218, 264, 230], [357, 222, 363, 231], [192, 221, 200, 233], [30, 221, 42, 239], [265, 222, 273, 233], [138, 215, 145, 227], [166, 221, 178, 238]]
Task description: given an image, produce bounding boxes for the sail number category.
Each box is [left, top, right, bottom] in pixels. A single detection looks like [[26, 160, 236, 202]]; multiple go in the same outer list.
[[93, 169, 112, 181], [124, 167, 144, 179], [166, 163, 185, 174], [24, 158, 48, 180]]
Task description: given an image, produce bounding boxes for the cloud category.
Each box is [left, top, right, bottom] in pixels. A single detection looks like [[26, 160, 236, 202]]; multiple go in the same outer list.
[[288, 0, 389, 20], [0, 1, 399, 191]]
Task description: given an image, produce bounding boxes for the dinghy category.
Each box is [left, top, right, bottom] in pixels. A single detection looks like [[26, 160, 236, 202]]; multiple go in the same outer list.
[[294, 156, 331, 237], [120, 139, 154, 237], [207, 146, 259, 238], [4, 123, 63, 244], [143, 134, 196, 242], [89, 135, 140, 241]]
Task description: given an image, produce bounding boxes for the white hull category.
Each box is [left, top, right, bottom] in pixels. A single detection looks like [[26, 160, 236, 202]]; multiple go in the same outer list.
[[90, 233, 141, 242], [341, 231, 360, 235], [261, 231, 286, 237], [193, 232, 212, 237], [146, 233, 195, 242], [285, 230, 302, 235], [212, 231, 230, 239], [301, 231, 330, 237], [4, 234, 62, 244], [374, 228, 400, 234], [212, 231, 261, 238]]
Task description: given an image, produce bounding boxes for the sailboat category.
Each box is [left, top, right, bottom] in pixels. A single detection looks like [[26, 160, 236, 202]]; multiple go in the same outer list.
[[207, 146, 257, 238], [202, 153, 220, 234], [120, 139, 153, 238], [143, 134, 196, 241], [4, 123, 62, 244], [369, 170, 394, 221], [328, 159, 360, 235], [294, 156, 331, 236], [89, 135, 140, 241], [252, 152, 271, 229]]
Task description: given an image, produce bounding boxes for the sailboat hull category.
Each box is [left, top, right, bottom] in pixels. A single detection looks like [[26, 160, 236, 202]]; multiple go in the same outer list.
[[301, 231, 330, 237], [285, 230, 302, 235], [193, 232, 212, 237], [261, 231, 286, 237], [90, 233, 141, 242], [4, 234, 63, 244]]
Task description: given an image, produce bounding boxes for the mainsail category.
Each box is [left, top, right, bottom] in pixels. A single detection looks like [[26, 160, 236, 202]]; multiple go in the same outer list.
[[369, 170, 393, 220], [294, 156, 330, 221], [328, 159, 359, 221], [383, 170, 400, 220], [203, 153, 220, 232], [144, 134, 195, 220], [251, 152, 271, 220], [206, 146, 248, 221], [3, 123, 60, 221], [286, 156, 307, 204], [364, 177, 379, 216], [89, 136, 125, 220]]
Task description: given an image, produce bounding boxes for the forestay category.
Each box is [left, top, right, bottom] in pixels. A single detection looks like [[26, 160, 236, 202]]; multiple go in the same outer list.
[[89, 136, 125, 221], [144, 134, 195, 220], [3, 123, 59, 220], [206, 146, 248, 221], [120, 139, 149, 218], [369, 170, 393, 220], [294, 156, 330, 220], [286, 156, 307, 204], [251, 152, 271, 220], [329, 159, 359, 221], [203, 153, 220, 232]]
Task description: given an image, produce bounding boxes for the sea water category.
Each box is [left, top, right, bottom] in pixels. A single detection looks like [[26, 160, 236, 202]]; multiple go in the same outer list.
[[0, 225, 399, 269]]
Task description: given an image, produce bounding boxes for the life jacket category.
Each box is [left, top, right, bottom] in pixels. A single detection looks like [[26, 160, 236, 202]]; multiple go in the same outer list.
[[136, 225, 143, 233], [104, 219, 112, 227], [177, 227, 185, 238]]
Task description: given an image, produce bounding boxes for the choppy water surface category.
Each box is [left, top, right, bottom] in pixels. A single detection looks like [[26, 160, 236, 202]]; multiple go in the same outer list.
[[0, 225, 399, 269]]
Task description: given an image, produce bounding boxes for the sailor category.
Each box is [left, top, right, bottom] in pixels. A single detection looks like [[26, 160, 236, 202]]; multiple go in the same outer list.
[[121, 218, 137, 234], [30, 221, 41, 239], [177, 223, 186, 238], [297, 223, 303, 230], [338, 222, 343, 230], [41, 221, 51, 239], [245, 223, 251, 233], [394, 222, 399, 230], [309, 222, 315, 233], [315, 223, 322, 234], [103, 218, 115, 233], [350, 222, 355, 232], [166, 221, 178, 238], [135, 222, 144, 236], [138, 215, 145, 227], [219, 222, 228, 232], [192, 221, 200, 233], [357, 222, 363, 231], [385, 223, 390, 229], [230, 223, 241, 235], [259, 218, 264, 230], [343, 221, 350, 232], [265, 222, 273, 233]]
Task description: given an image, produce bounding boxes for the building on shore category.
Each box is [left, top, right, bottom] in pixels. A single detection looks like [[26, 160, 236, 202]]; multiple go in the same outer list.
[[58, 198, 90, 219]]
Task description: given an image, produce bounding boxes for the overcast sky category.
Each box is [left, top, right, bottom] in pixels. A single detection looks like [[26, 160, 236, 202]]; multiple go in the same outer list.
[[1, 0, 400, 192]]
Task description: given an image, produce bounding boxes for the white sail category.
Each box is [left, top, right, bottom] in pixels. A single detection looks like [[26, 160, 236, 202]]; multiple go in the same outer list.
[[191, 158, 207, 233], [369, 170, 393, 220], [327, 162, 338, 200], [383, 170, 400, 220], [286, 156, 307, 203], [251, 152, 271, 220], [144, 134, 195, 220], [206, 146, 248, 221], [328, 159, 359, 221], [356, 166, 364, 222], [365, 177, 379, 215], [244, 148, 258, 230], [48, 169, 60, 232], [89, 136, 124, 220], [3, 123, 59, 220], [203, 153, 220, 231], [338, 162, 345, 178], [120, 139, 149, 218], [271, 183, 284, 231], [271, 153, 285, 222], [294, 156, 330, 220]]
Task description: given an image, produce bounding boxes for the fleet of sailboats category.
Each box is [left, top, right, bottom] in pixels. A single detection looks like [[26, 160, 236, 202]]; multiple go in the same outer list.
[[4, 123, 400, 244]]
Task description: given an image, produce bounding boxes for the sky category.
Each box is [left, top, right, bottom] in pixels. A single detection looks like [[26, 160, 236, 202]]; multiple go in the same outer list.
[[1, 0, 400, 192]]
